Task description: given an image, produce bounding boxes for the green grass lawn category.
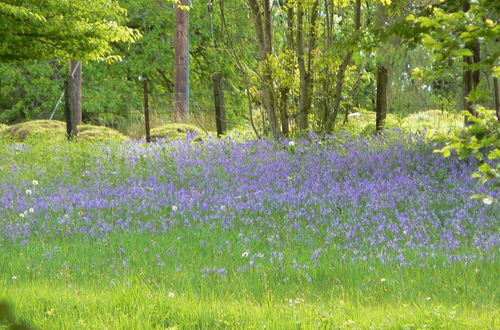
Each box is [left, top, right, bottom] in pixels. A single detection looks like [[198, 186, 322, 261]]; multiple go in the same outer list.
[[1, 232, 498, 329]]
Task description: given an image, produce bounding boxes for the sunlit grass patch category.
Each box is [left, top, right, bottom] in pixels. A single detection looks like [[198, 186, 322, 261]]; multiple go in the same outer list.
[[1, 281, 498, 329], [402, 109, 464, 133]]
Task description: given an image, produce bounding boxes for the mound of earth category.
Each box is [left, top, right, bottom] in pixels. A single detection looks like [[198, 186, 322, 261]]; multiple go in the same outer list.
[[78, 125, 129, 142], [149, 123, 204, 142], [0, 120, 66, 140], [0, 120, 128, 142]]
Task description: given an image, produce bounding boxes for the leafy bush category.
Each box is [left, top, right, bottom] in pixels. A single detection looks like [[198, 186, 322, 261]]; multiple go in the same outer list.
[[431, 108, 499, 201]]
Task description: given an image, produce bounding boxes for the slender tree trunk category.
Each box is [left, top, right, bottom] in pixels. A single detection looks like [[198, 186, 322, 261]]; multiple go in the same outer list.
[[174, 0, 189, 122], [462, 0, 480, 124], [279, 88, 290, 136], [144, 78, 151, 143], [69, 60, 82, 125], [376, 65, 388, 133], [296, 0, 320, 131], [494, 77, 500, 121], [248, 0, 281, 138], [325, 0, 361, 132], [213, 72, 226, 137], [64, 78, 77, 140], [277, 4, 295, 137]]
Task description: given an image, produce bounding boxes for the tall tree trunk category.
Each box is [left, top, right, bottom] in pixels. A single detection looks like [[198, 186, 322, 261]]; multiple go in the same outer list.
[[277, 4, 295, 137], [248, 0, 281, 138], [375, 65, 388, 133], [64, 60, 81, 139], [64, 79, 77, 140], [325, 0, 361, 132], [462, 0, 480, 124], [213, 72, 226, 137], [296, 0, 320, 131], [279, 88, 290, 136], [144, 77, 151, 143], [69, 60, 82, 125], [494, 77, 500, 121], [174, 0, 189, 122]]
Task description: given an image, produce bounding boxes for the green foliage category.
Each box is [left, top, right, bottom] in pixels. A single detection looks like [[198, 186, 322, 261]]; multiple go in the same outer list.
[[409, 0, 499, 94], [0, 61, 63, 123], [431, 108, 499, 193], [0, 0, 140, 62]]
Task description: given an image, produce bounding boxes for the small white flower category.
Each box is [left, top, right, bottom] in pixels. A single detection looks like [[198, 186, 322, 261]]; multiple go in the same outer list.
[[32, 180, 39, 186], [348, 112, 361, 118], [168, 291, 175, 298], [426, 296, 432, 301], [482, 197, 493, 205], [19, 213, 25, 218], [380, 278, 387, 283], [333, 14, 343, 24], [29, 208, 34, 213], [25, 189, 32, 195], [220, 205, 226, 211], [242, 251, 249, 258], [12, 276, 17, 280], [288, 140, 295, 147], [171, 205, 178, 212]]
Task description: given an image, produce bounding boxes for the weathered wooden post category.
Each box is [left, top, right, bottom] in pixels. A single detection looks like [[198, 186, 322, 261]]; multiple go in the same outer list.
[[144, 77, 151, 143]]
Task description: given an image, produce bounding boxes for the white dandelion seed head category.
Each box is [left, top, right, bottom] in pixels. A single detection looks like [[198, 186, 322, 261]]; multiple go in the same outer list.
[[288, 140, 295, 147], [482, 197, 493, 205], [172, 205, 178, 212]]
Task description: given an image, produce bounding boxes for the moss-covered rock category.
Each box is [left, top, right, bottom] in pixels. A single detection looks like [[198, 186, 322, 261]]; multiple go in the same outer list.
[[0, 120, 128, 142], [149, 123, 204, 142]]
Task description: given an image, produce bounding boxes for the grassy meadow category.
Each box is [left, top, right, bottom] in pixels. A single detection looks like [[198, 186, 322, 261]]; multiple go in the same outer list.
[[0, 112, 498, 329]]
